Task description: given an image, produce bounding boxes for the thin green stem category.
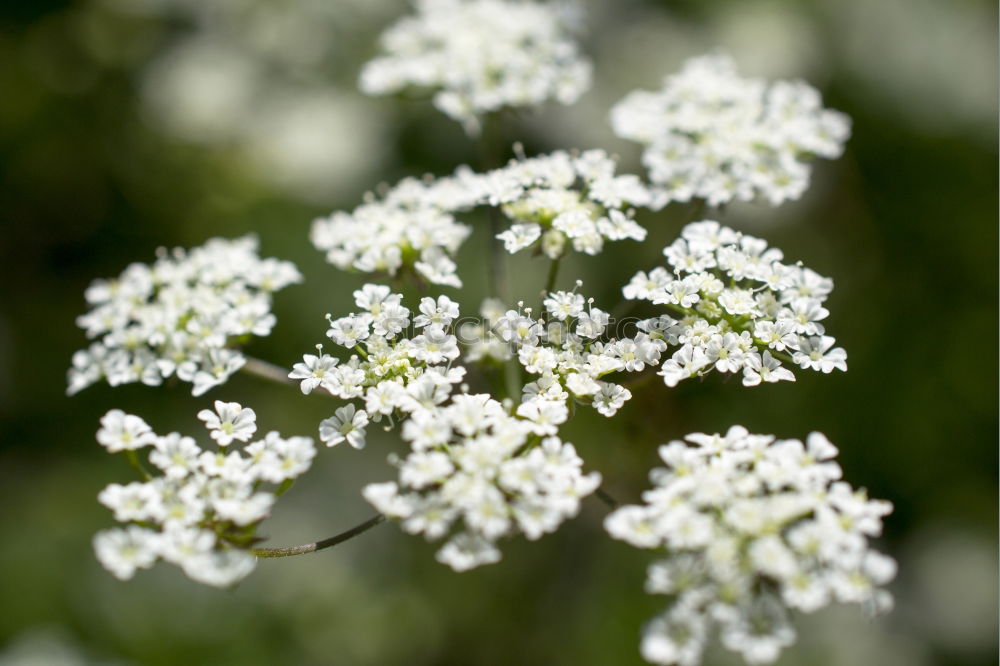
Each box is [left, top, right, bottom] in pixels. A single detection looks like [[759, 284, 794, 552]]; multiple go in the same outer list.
[[543, 257, 562, 296], [487, 207, 512, 304], [251, 514, 386, 559], [125, 449, 152, 481], [690, 198, 707, 221], [502, 358, 522, 405], [594, 488, 620, 509], [477, 112, 511, 304]]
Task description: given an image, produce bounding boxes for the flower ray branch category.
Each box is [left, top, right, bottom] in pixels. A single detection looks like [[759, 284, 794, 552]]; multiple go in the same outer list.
[[251, 514, 386, 559]]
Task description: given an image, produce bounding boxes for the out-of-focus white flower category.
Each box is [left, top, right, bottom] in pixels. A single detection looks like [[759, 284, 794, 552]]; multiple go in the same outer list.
[[311, 149, 660, 286], [606, 427, 894, 666], [360, 0, 592, 134], [611, 53, 850, 206], [68, 236, 300, 396], [93, 405, 316, 587]]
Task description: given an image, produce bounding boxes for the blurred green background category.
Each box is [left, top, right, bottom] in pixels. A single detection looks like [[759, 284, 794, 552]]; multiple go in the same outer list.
[[0, 0, 996, 664]]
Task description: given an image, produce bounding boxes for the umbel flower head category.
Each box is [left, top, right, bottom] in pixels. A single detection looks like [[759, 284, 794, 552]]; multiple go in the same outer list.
[[605, 427, 894, 666], [309, 170, 482, 288], [482, 284, 667, 421], [290, 284, 468, 451], [93, 404, 316, 587], [624, 220, 846, 389], [611, 52, 851, 206], [310, 149, 661, 287], [360, 0, 592, 134], [487, 149, 661, 258], [363, 392, 600, 571], [68, 236, 301, 396]]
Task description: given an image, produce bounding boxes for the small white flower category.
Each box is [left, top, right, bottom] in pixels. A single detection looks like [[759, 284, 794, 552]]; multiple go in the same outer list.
[[97, 409, 157, 453], [197, 401, 257, 446], [93, 527, 161, 580], [319, 404, 369, 449], [288, 352, 339, 394], [149, 433, 202, 478], [413, 295, 460, 328], [742, 351, 796, 387], [497, 223, 542, 254], [791, 335, 847, 373]]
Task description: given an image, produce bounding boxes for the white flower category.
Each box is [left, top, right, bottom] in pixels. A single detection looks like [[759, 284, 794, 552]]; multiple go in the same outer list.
[[197, 401, 257, 446], [288, 351, 339, 394], [413, 295, 460, 328], [658, 346, 710, 388], [182, 549, 257, 588], [93, 527, 161, 580], [149, 433, 202, 479], [98, 482, 157, 522], [497, 223, 542, 253], [641, 606, 707, 666], [410, 325, 460, 364], [319, 404, 369, 449], [435, 533, 502, 572], [791, 335, 848, 373], [96, 409, 158, 453], [593, 383, 631, 417], [742, 351, 796, 387]]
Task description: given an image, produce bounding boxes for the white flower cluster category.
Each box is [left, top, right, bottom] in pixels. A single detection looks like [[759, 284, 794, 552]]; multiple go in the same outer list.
[[624, 221, 846, 389], [605, 427, 895, 666], [92, 402, 316, 587], [311, 149, 658, 287], [363, 392, 600, 571], [310, 172, 480, 288], [489, 149, 660, 258], [69, 236, 301, 397], [497, 288, 665, 420], [610, 53, 851, 206], [289, 284, 467, 450], [359, 0, 592, 134]]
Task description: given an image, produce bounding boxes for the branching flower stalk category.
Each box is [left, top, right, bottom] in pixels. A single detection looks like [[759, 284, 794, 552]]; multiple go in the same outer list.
[[69, 3, 892, 664], [251, 514, 386, 559]]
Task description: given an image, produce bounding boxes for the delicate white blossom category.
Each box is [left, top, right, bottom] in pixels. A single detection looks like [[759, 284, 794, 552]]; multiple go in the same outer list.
[[489, 291, 654, 420], [311, 149, 660, 287], [624, 220, 845, 389], [487, 150, 659, 259], [294, 285, 468, 447], [364, 392, 600, 571], [93, 405, 316, 587], [360, 0, 592, 134], [96, 409, 158, 453], [606, 428, 895, 666], [69, 236, 300, 396], [319, 404, 370, 450], [197, 401, 257, 446], [611, 53, 851, 206]]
